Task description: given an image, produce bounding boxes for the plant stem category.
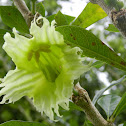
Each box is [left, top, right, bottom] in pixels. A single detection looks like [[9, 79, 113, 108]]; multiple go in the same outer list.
[[13, 0, 34, 27], [32, 0, 36, 14], [72, 83, 115, 126]]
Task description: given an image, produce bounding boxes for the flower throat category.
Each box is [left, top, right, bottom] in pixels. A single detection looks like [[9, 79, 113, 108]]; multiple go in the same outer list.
[[28, 44, 61, 82]]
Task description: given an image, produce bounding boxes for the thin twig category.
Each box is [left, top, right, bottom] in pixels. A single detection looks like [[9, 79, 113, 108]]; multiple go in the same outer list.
[[72, 83, 115, 126], [13, 0, 34, 27]]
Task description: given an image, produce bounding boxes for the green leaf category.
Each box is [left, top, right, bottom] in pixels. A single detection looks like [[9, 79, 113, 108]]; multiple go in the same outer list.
[[69, 101, 83, 111], [84, 120, 93, 126], [46, 14, 56, 23], [92, 61, 105, 68], [92, 75, 126, 105], [72, 2, 107, 28], [97, 94, 121, 119], [56, 26, 126, 71], [124, 122, 126, 126], [111, 92, 126, 121], [0, 29, 13, 44], [36, 2, 45, 17], [70, 119, 78, 126], [0, 6, 29, 34], [105, 24, 119, 32], [64, 14, 75, 24], [0, 121, 47, 126], [55, 11, 68, 26], [55, 11, 75, 26]]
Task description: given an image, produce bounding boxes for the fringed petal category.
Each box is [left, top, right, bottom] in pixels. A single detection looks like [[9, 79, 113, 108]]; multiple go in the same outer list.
[[0, 16, 90, 121]]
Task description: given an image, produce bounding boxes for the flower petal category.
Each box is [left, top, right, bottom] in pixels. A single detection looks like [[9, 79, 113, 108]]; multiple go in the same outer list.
[[0, 68, 58, 120], [30, 17, 64, 45], [3, 17, 64, 71], [3, 29, 38, 71], [1, 16, 90, 121], [0, 69, 42, 103]]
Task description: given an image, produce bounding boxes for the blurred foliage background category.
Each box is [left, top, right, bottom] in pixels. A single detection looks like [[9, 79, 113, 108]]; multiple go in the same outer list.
[[0, 0, 126, 126]]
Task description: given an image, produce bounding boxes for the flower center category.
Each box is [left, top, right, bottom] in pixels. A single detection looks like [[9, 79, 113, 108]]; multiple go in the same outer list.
[[27, 44, 51, 61], [27, 45, 62, 82]]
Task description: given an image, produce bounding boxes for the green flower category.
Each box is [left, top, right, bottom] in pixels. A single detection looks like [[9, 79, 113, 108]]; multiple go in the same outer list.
[[0, 16, 89, 120]]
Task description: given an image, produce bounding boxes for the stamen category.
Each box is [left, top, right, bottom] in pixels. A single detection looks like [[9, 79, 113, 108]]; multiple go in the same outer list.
[[28, 51, 33, 61], [39, 44, 51, 52]]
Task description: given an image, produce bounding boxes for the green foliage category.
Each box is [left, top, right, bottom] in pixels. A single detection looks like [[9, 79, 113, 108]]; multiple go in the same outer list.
[[92, 61, 105, 68], [55, 11, 68, 26], [31, 0, 37, 2], [92, 75, 126, 105], [56, 26, 126, 71], [69, 101, 83, 111], [72, 2, 107, 28], [36, 2, 45, 17], [55, 11, 75, 26], [124, 122, 126, 126], [46, 14, 56, 22], [0, 121, 47, 126], [105, 24, 119, 32], [97, 94, 121, 119], [83, 120, 93, 126], [118, 1, 124, 10], [0, 6, 29, 33], [111, 92, 126, 121], [0, 29, 13, 44]]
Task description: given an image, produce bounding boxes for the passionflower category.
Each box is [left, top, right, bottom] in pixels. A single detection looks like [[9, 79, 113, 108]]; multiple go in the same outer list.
[[0, 16, 89, 120]]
